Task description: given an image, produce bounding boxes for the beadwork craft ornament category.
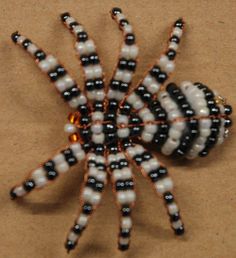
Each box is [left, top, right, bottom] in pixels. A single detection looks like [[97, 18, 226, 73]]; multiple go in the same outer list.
[[10, 7, 233, 253]]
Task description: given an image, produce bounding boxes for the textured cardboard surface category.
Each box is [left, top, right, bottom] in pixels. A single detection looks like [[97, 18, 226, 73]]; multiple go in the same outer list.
[[0, 0, 236, 257]]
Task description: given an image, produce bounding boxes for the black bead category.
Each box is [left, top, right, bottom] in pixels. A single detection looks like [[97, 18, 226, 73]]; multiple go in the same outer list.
[[108, 99, 118, 111], [73, 224, 84, 234], [46, 170, 58, 180], [159, 123, 169, 133], [210, 106, 220, 115], [118, 58, 127, 70], [85, 80, 95, 91], [70, 86, 80, 97], [119, 19, 129, 27], [94, 144, 105, 155], [174, 226, 185, 236], [166, 83, 178, 94], [77, 31, 88, 42], [82, 143, 92, 153], [34, 50, 46, 61], [48, 70, 58, 82], [163, 192, 174, 204], [199, 149, 208, 157], [134, 154, 143, 165], [80, 55, 90, 66], [11, 32, 20, 43], [119, 82, 129, 92], [224, 105, 232, 115], [121, 205, 131, 216], [169, 35, 180, 44], [95, 181, 104, 192], [166, 49, 176, 60], [175, 18, 184, 29], [170, 212, 180, 222], [89, 53, 100, 64], [148, 170, 159, 182], [60, 12, 70, 22], [125, 179, 134, 190], [125, 33, 135, 45], [118, 243, 129, 251], [94, 78, 104, 89], [224, 118, 232, 128], [119, 228, 131, 238], [158, 166, 168, 178], [156, 71, 168, 84], [23, 180, 35, 192], [10, 188, 17, 200], [111, 7, 122, 16], [150, 65, 161, 77], [120, 102, 131, 115], [78, 104, 89, 115], [44, 160, 55, 170], [116, 180, 125, 191], [119, 159, 129, 169], [62, 90, 71, 101], [55, 65, 66, 77], [82, 203, 93, 215], [94, 101, 104, 111], [69, 21, 79, 29], [105, 112, 116, 122], [86, 176, 96, 188], [110, 80, 120, 90], [127, 60, 136, 71], [184, 108, 195, 117], [80, 116, 90, 125], [143, 151, 152, 161], [65, 240, 75, 252], [22, 39, 32, 49]]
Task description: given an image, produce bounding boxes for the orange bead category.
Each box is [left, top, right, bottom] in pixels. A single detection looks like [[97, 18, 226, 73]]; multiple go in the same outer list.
[[68, 112, 80, 124], [69, 133, 80, 143]]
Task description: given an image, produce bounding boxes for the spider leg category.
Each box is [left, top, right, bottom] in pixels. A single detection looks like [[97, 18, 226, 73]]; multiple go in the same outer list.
[[119, 18, 185, 113], [60, 12, 105, 102], [64, 151, 107, 253], [107, 148, 135, 251], [124, 142, 185, 236], [10, 142, 88, 199], [11, 32, 87, 109], [107, 7, 139, 104]]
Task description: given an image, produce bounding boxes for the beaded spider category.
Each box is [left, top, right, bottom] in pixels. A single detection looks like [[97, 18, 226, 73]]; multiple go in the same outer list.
[[10, 7, 233, 253]]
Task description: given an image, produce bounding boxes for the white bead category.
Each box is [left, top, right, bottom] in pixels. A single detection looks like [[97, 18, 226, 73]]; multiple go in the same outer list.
[[88, 167, 98, 177], [126, 147, 135, 157], [117, 128, 130, 138], [77, 94, 87, 105], [68, 232, 78, 242], [169, 42, 178, 51], [172, 220, 183, 229], [180, 81, 192, 92], [117, 191, 127, 204], [141, 161, 151, 173], [127, 93, 138, 105], [82, 187, 93, 202], [129, 45, 139, 59], [159, 55, 169, 69], [93, 65, 103, 78], [196, 107, 209, 116], [114, 70, 124, 81], [34, 176, 47, 188], [73, 25, 84, 34], [123, 25, 133, 33], [27, 44, 38, 55], [74, 150, 85, 161], [149, 158, 160, 170], [64, 123, 77, 134], [91, 123, 103, 134], [47, 55, 58, 68], [162, 177, 174, 191], [38, 60, 50, 72], [68, 97, 80, 108], [141, 132, 153, 142], [172, 27, 183, 38], [169, 128, 182, 139], [121, 44, 130, 59], [113, 169, 122, 181], [116, 13, 126, 21], [66, 17, 75, 25], [117, 115, 129, 125], [53, 153, 65, 165], [115, 92, 125, 101], [92, 133, 105, 144], [119, 237, 130, 245], [121, 217, 132, 229], [123, 71, 132, 83], [143, 75, 153, 87], [32, 168, 45, 179], [142, 113, 155, 122], [126, 190, 136, 203], [134, 144, 144, 154], [17, 35, 26, 44], [75, 42, 86, 55], [162, 138, 180, 155], [14, 186, 26, 197], [96, 171, 106, 182], [56, 162, 70, 173], [145, 124, 157, 134], [168, 110, 181, 120], [133, 99, 144, 110], [76, 214, 88, 227], [200, 129, 211, 137], [167, 202, 179, 215], [199, 119, 211, 129], [84, 66, 94, 79], [91, 192, 101, 205], [85, 40, 96, 53], [92, 111, 104, 121], [147, 82, 160, 94], [164, 61, 175, 73]]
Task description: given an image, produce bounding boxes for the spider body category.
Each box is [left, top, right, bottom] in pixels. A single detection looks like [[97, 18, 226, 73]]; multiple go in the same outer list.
[[10, 7, 232, 253]]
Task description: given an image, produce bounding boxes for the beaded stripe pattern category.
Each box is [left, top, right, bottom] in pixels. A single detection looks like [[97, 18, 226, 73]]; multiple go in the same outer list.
[[10, 7, 233, 253]]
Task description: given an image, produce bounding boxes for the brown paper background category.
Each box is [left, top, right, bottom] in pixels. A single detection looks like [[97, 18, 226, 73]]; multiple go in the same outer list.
[[0, 0, 236, 257]]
